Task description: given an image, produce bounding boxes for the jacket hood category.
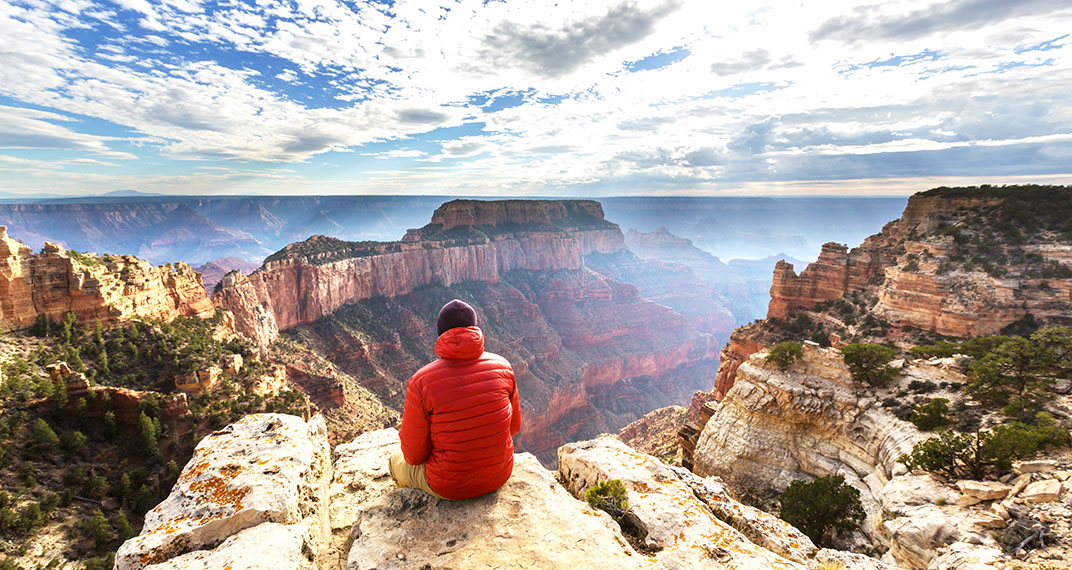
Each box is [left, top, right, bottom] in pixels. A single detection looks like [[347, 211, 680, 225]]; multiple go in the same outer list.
[[434, 326, 485, 360]]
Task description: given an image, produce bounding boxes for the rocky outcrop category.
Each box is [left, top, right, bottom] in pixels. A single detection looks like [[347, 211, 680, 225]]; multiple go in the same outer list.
[[692, 343, 1018, 569], [115, 414, 331, 570], [426, 198, 611, 232], [118, 414, 898, 570], [0, 226, 214, 331], [617, 405, 687, 464], [213, 200, 624, 350], [766, 190, 1072, 337]]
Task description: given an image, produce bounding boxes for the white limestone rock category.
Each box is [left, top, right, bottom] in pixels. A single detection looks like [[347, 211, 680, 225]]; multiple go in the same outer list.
[[1014, 460, 1057, 474], [956, 481, 1011, 501], [345, 453, 654, 570], [143, 523, 316, 570], [326, 428, 400, 563], [1020, 479, 1061, 503], [115, 414, 331, 570], [882, 505, 960, 569], [559, 436, 809, 569]]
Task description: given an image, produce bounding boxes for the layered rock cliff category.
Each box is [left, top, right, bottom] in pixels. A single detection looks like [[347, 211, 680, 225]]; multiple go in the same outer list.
[[693, 343, 1040, 569], [116, 413, 897, 570], [0, 226, 214, 331], [767, 188, 1072, 337], [213, 200, 624, 351], [714, 186, 1072, 401]]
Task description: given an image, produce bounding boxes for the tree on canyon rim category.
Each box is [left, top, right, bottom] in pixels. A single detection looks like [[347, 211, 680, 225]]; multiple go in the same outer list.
[[779, 475, 864, 547]]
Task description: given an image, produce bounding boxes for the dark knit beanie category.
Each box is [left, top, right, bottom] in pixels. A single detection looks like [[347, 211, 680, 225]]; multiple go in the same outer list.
[[437, 299, 477, 336]]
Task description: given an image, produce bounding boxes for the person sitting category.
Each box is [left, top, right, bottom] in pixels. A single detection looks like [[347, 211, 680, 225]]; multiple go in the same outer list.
[[389, 299, 521, 500]]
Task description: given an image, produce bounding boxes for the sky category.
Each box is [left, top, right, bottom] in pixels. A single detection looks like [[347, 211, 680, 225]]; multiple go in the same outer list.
[[1, 0, 1071, 197]]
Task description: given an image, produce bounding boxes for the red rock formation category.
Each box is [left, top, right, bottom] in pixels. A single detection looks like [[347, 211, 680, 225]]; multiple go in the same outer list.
[[0, 226, 213, 330], [428, 199, 609, 231], [214, 200, 624, 350], [284, 365, 345, 410]]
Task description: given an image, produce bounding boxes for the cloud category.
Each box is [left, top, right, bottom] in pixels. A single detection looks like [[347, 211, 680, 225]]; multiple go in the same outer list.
[[0, 106, 136, 159], [812, 0, 1071, 43], [479, 1, 682, 78], [710, 49, 770, 76], [0, 0, 1068, 195]]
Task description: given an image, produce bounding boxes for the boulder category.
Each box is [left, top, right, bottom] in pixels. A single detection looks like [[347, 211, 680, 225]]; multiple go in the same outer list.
[[345, 454, 653, 570], [115, 414, 331, 570], [143, 523, 316, 570], [1020, 479, 1062, 503], [1007, 473, 1032, 499], [970, 511, 1007, 530], [1014, 459, 1058, 474], [956, 480, 1010, 501]]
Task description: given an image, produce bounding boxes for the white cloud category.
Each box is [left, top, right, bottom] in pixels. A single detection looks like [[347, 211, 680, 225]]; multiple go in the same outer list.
[[0, 0, 1069, 194]]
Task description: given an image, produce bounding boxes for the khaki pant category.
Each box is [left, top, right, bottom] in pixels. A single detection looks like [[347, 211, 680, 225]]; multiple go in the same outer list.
[[388, 448, 445, 499]]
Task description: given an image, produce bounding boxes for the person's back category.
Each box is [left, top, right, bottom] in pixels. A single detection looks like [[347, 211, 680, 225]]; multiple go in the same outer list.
[[391, 299, 521, 500]]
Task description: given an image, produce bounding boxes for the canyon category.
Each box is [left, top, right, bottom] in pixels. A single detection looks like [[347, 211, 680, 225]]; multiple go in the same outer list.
[[214, 199, 728, 463]]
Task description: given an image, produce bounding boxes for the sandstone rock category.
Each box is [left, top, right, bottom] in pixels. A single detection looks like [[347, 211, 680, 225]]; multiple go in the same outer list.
[[957, 480, 1011, 501], [1014, 460, 1057, 474], [115, 414, 331, 570], [346, 454, 653, 570], [1007, 473, 1032, 499], [0, 227, 213, 331], [221, 353, 243, 375], [143, 522, 316, 570], [1054, 470, 1071, 481], [1020, 479, 1061, 503], [989, 502, 1010, 521], [559, 436, 813, 568], [971, 511, 1007, 529], [881, 474, 958, 513], [883, 505, 960, 568]]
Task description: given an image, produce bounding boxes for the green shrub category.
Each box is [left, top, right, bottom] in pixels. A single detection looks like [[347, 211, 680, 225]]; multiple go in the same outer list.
[[778, 475, 864, 547], [30, 418, 60, 453], [767, 341, 804, 370], [585, 479, 630, 521], [899, 414, 1067, 479], [840, 343, 900, 387], [909, 398, 952, 431]]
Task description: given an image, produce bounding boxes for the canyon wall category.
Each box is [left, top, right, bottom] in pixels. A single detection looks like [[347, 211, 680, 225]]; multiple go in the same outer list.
[[712, 190, 1072, 401], [214, 200, 624, 351], [0, 226, 214, 331], [693, 344, 1015, 569]]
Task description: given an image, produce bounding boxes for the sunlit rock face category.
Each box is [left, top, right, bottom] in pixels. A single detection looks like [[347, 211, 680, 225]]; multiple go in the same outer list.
[[714, 189, 1072, 401], [0, 226, 213, 331], [212, 199, 624, 351], [693, 343, 1021, 569]]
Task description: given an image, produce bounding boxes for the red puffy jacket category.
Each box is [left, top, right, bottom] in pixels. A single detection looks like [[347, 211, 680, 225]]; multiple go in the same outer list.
[[399, 326, 521, 500]]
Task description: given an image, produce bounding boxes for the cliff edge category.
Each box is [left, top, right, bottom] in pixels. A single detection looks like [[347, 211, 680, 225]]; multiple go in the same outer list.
[[115, 414, 898, 570]]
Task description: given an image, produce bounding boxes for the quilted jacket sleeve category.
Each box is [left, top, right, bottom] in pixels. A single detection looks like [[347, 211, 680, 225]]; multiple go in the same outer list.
[[509, 367, 521, 436], [399, 374, 432, 465]]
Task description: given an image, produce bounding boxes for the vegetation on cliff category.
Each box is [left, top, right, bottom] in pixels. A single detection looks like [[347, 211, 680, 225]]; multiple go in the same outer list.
[[263, 234, 398, 265], [778, 475, 864, 548], [0, 314, 309, 569]]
